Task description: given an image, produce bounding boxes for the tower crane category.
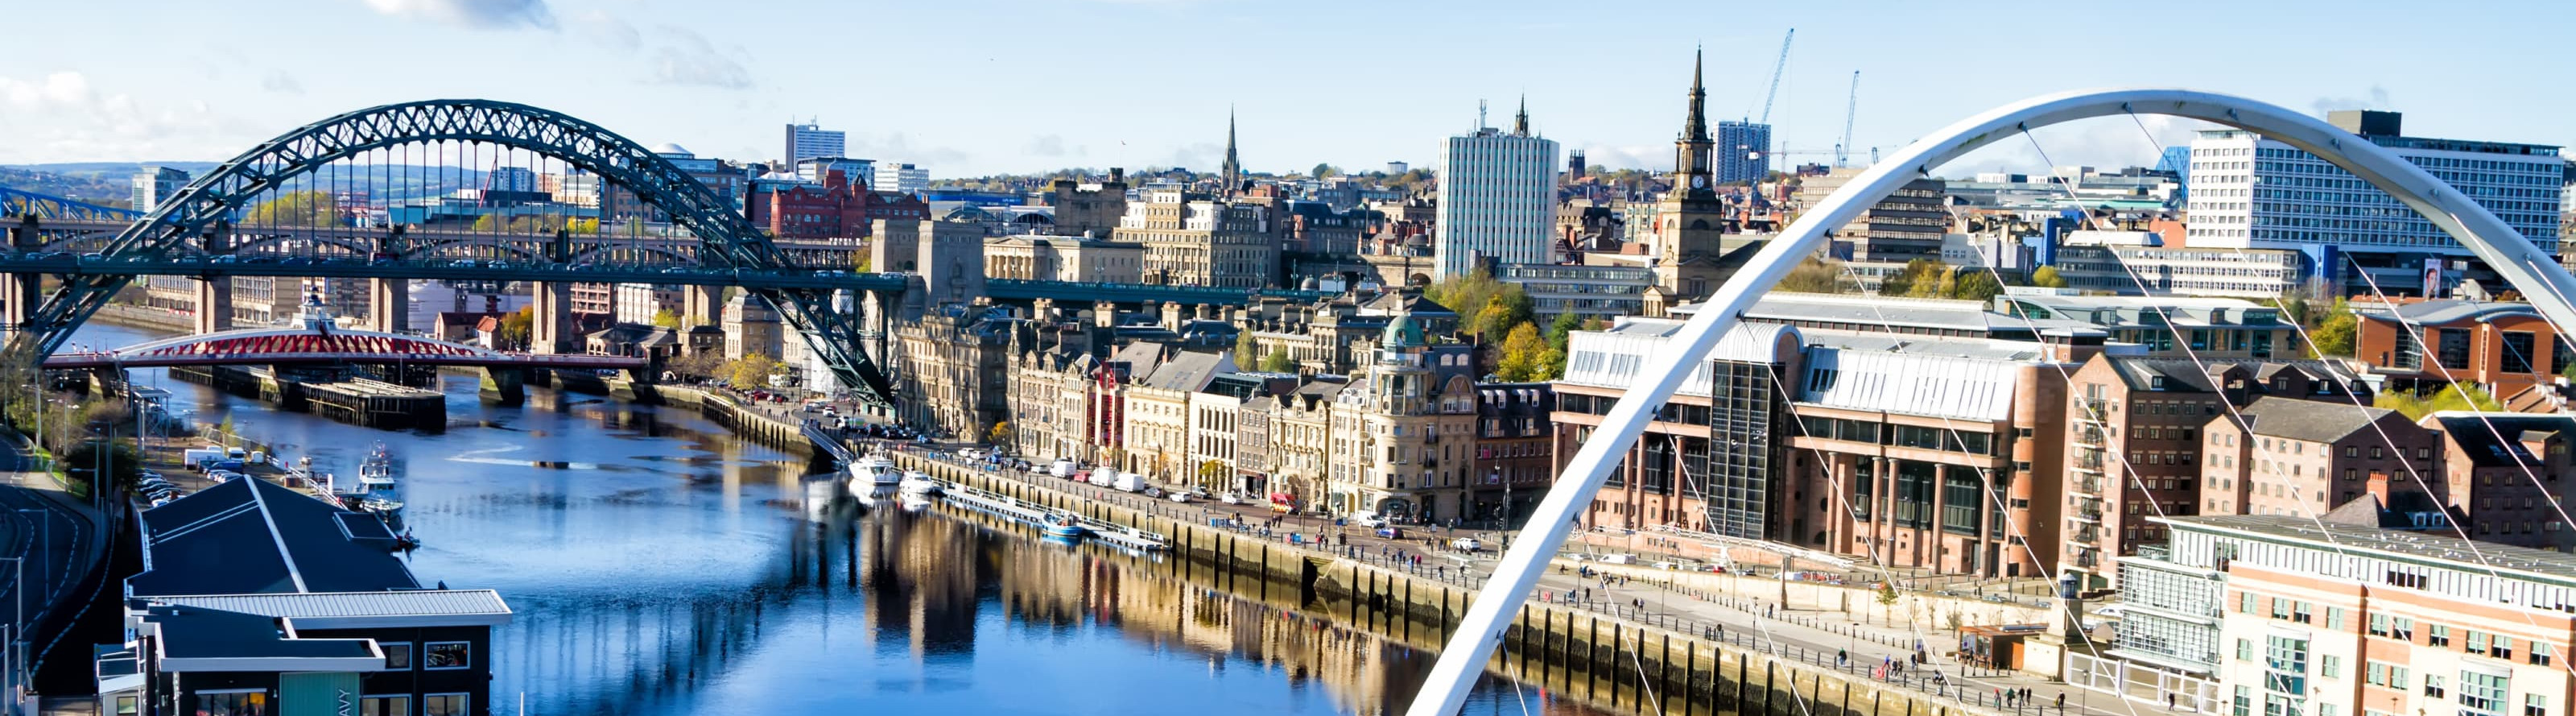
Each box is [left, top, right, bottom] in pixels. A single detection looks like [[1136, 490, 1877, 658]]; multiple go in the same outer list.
[[1834, 71, 1860, 168], [1753, 28, 1794, 124]]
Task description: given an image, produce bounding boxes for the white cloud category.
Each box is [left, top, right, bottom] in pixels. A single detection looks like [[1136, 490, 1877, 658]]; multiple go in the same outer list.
[[645, 27, 750, 89], [1575, 143, 1669, 172], [1025, 135, 1081, 158], [361, 0, 556, 30], [574, 9, 639, 51], [2, 72, 93, 108], [260, 71, 303, 95], [848, 132, 970, 168], [0, 72, 264, 163]]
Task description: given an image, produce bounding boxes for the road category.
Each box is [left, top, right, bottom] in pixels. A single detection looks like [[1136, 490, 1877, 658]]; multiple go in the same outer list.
[[0, 433, 109, 701]]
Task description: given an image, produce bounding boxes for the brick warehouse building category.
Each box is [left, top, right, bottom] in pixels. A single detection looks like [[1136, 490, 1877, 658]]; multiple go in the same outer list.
[[747, 169, 930, 240]]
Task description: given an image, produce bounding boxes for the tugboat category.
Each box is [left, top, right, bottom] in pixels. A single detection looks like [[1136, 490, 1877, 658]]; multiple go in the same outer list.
[[847, 455, 900, 507], [357, 443, 398, 492]]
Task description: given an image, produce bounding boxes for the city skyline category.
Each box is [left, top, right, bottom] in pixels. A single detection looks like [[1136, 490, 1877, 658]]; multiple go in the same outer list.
[[0, 0, 2566, 177]]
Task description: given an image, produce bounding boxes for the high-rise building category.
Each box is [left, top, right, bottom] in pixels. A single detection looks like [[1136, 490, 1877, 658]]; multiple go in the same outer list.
[[782, 122, 845, 164], [2186, 110, 2562, 294], [1431, 99, 1558, 279], [874, 163, 928, 197], [1714, 120, 1771, 184], [130, 166, 189, 213], [484, 167, 538, 193]]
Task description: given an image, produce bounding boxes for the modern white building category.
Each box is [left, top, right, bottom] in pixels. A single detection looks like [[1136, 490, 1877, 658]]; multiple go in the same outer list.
[[795, 156, 875, 186], [875, 163, 928, 197], [1714, 120, 1771, 184], [782, 122, 845, 164], [130, 166, 189, 213], [1431, 106, 1558, 280], [2185, 110, 2561, 265]]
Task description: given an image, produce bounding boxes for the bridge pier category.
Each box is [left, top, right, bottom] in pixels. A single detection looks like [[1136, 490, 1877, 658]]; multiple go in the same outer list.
[[679, 285, 721, 328], [367, 277, 409, 333], [477, 367, 526, 407], [5, 220, 39, 338], [529, 281, 577, 354], [192, 278, 235, 334]]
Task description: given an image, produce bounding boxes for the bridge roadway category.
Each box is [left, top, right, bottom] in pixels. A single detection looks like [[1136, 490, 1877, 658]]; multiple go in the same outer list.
[[17, 219, 856, 262], [0, 254, 1333, 305], [39, 350, 642, 370]]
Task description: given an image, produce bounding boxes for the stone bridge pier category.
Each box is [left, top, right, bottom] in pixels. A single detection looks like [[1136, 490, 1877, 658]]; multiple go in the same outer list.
[[530, 281, 578, 354], [368, 278, 409, 333]]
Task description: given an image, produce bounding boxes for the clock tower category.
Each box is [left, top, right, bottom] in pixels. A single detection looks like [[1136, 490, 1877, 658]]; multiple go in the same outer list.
[[1655, 48, 1737, 300]]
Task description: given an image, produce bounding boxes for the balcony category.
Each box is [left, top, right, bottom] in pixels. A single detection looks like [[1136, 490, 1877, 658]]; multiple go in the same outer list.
[[2078, 477, 2103, 495]]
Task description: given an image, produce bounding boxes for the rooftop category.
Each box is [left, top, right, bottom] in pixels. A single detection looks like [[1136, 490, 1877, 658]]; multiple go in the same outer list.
[[2158, 515, 2576, 582], [144, 590, 514, 629], [2236, 395, 2396, 445], [2428, 412, 2573, 468], [133, 477, 419, 598], [2355, 300, 2545, 326], [142, 605, 384, 673]]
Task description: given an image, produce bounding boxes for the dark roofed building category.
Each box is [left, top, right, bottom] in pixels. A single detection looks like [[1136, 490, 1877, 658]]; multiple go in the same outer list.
[[2428, 411, 2576, 550], [2201, 395, 2443, 527], [107, 478, 510, 716]]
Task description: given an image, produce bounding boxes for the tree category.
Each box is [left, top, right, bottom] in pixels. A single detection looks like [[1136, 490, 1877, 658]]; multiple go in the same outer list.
[[2029, 265, 2069, 289], [989, 422, 1013, 449], [1234, 331, 1261, 370], [1423, 269, 1532, 337], [667, 350, 725, 379], [1197, 458, 1228, 490], [1777, 258, 1847, 294], [1260, 348, 1294, 373], [470, 213, 504, 232], [245, 190, 338, 227], [1492, 322, 1550, 382], [727, 353, 784, 388], [1546, 312, 1584, 353], [1948, 269, 2004, 302], [497, 307, 534, 350], [1879, 259, 1948, 298], [650, 309, 682, 329], [1311, 163, 1335, 179], [2308, 299, 2358, 358], [2376, 384, 2500, 421], [568, 217, 601, 234]]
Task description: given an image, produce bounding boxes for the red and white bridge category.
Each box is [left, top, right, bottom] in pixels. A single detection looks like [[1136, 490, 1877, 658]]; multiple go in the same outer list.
[[43, 326, 646, 370]]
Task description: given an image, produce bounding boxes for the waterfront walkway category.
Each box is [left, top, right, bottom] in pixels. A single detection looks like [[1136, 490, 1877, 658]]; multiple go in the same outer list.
[[886, 445, 2181, 716]]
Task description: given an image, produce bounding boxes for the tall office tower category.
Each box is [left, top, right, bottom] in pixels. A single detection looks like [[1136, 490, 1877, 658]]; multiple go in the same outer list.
[[1714, 120, 1772, 184], [131, 166, 190, 213], [1431, 98, 1559, 280], [782, 122, 846, 164], [2186, 110, 2561, 294]]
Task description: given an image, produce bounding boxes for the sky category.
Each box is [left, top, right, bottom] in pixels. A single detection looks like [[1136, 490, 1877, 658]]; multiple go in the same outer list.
[[1, 0, 2568, 179]]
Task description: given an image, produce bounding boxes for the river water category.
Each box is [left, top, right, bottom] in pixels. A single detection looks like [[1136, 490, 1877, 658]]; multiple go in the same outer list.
[[72, 322, 1614, 716]]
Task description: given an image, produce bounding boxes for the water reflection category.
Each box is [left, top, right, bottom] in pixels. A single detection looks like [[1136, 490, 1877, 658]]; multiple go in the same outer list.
[[73, 321, 1616, 716]]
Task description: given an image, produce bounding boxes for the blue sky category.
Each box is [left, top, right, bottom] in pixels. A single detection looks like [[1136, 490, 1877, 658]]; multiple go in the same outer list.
[[1, 0, 2566, 178]]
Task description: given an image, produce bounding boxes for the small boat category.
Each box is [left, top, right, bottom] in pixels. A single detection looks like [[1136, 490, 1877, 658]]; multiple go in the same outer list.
[[359, 496, 405, 513], [357, 443, 397, 490], [898, 471, 942, 497], [1043, 515, 1088, 539], [848, 455, 899, 507]]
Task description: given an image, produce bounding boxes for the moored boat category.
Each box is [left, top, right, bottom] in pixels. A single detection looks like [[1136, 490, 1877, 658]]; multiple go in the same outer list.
[[898, 470, 941, 496], [848, 455, 900, 507]]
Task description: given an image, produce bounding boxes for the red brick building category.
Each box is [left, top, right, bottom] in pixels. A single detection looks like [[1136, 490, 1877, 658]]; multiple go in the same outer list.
[[746, 170, 930, 240]]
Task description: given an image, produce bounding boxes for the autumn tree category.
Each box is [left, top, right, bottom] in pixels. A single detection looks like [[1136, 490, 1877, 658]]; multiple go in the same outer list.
[[727, 353, 785, 388], [2029, 265, 2069, 289], [1492, 322, 1554, 382], [1777, 257, 1848, 294], [2307, 298, 2357, 358], [497, 307, 534, 350], [650, 309, 682, 329], [246, 190, 338, 227]]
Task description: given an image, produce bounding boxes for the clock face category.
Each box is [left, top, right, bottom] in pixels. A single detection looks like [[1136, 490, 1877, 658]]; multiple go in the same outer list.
[[1691, 176, 1707, 188]]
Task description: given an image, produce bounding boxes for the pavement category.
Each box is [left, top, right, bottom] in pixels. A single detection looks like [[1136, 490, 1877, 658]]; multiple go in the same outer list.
[[886, 443, 2187, 716]]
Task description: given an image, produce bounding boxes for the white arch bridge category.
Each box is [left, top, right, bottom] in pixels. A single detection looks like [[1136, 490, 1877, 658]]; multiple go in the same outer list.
[[1408, 88, 2576, 715]]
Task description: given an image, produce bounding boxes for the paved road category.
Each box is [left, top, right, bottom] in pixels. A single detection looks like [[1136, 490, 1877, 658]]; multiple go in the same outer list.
[[0, 434, 107, 701]]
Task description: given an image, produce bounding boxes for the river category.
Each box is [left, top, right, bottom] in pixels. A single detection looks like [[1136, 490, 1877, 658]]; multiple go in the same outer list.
[[70, 321, 1615, 716]]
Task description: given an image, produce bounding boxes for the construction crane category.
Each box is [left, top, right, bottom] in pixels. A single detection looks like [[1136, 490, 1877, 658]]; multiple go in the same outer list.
[[1834, 70, 1860, 168], [1750, 28, 1794, 124]]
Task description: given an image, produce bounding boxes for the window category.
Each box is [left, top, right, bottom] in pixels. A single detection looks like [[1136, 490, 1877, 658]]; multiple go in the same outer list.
[[2326, 607, 2345, 631], [2468, 630, 2490, 655], [2368, 613, 2389, 636], [2320, 655, 2341, 678], [2533, 643, 2553, 666], [2234, 686, 2253, 716], [382, 641, 412, 670], [2425, 674, 2446, 698], [114, 697, 135, 716], [2293, 601, 2313, 624], [2392, 617, 2414, 640], [361, 696, 411, 716], [2528, 693, 2549, 716], [2460, 670, 2508, 716], [2504, 332, 2537, 374], [2496, 635, 2514, 660], [2238, 638, 2253, 660], [426, 694, 469, 716], [196, 692, 270, 716], [2430, 625, 2451, 647], [425, 641, 470, 669]]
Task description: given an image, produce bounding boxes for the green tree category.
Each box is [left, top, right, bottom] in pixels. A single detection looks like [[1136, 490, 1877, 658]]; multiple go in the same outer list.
[[1546, 312, 1584, 353], [1423, 269, 1532, 337], [1948, 268, 2004, 302], [1311, 163, 1335, 179], [1879, 259, 1947, 298], [246, 190, 338, 227], [650, 309, 682, 329], [2308, 299, 2358, 358], [1259, 348, 1294, 373], [470, 213, 504, 232], [1234, 331, 1261, 370], [1777, 257, 1847, 294], [1197, 458, 1228, 490], [2029, 265, 2069, 289], [497, 306, 534, 350]]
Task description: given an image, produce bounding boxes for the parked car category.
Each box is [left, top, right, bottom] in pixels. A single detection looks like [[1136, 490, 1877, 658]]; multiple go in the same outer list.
[[1168, 490, 1192, 503], [1451, 538, 1482, 553], [1348, 511, 1387, 528], [1218, 493, 1245, 505]]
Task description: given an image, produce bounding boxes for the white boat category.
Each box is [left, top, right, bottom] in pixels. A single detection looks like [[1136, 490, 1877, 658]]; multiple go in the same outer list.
[[357, 443, 397, 490], [848, 455, 900, 507], [898, 471, 941, 497], [358, 496, 405, 513]]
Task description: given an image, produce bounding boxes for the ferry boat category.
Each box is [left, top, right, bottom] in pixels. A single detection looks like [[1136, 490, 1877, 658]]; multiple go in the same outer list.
[[357, 443, 398, 491], [898, 470, 942, 497], [848, 455, 900, 507]]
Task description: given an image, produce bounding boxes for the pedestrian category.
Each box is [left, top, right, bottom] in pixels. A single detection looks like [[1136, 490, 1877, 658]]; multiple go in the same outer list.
[[2167, 693, 2175, 709], [2054, 692, 2065, 710], [1836, 649, 1848, 668]]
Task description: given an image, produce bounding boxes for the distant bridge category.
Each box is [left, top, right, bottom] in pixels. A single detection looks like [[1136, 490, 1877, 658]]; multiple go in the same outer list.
[[41, 323, 642, 371], [0, 187, 142, 222]]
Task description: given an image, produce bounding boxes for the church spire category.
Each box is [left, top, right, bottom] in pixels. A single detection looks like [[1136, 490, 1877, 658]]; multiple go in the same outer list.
[[1220, 107, 1242, 198], [1513, 95, 1530, 136], [1682, 47, 1709, 143]]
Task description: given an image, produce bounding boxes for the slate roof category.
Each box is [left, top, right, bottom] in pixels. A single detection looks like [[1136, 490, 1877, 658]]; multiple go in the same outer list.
[[2237, 395, 2395, 445], [1361, 292, 1455, 317], [143, 605, 378, 660], [2357, 300, 2545, 326], [1139, 350, 1231, 391], [147, 590, 514, 628], [2429, 412, 2575, 468], [132, 477, 419, 598]]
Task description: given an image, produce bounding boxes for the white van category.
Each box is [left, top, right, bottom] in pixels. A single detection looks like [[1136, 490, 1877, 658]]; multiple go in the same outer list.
[[1088, 467, 1117, 487], [1050, 460, 1077, 478], [181, 448, 225, 470], [1113, 472, 1147, 493]]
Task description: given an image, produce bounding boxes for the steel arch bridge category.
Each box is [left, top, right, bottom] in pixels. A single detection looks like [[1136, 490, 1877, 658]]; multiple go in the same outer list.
[[0, 187, 142, 223], [1407, 87, 2576, 716], [4, 99, 895, 406]]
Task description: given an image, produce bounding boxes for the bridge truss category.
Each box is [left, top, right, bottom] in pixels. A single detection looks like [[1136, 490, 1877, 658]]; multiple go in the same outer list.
[[0, 187, 143, 223], [3, 100, 894, 406]]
